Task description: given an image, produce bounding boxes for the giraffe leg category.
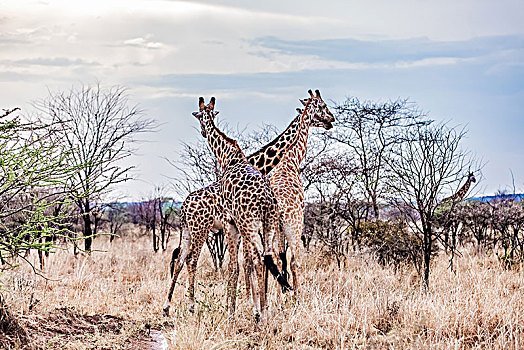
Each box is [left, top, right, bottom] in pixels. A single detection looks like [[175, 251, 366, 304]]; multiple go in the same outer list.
[[225, 221, 241, 320], [242, 238, 257, 316], [239, 220, 264, 322], [259, 217, 281, 323], [186, 233, 206, 313], [252, 248, 266, 323], [289, 244, 301, 296], [277, 218, 289, 290], [163, 227, 191, 316], [289, 221, 303, 296]]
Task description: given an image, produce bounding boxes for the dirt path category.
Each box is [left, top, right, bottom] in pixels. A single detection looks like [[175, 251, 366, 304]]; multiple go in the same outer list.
[[8, 306, 169, 349]]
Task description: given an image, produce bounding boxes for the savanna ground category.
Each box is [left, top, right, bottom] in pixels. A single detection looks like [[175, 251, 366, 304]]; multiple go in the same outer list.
[[1, 225, 523, 349]]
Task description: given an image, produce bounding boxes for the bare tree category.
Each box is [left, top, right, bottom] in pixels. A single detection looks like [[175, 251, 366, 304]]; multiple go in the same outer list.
[[35, 83, 156, 251], [154, 187, 179, 251], [169, 138, 221, 196], [302, 152, 362, 266], [434, 202, 468, 271], [129, 188, 179, 252], [386, 121, 476, 286], [328, 97, 429, 220]]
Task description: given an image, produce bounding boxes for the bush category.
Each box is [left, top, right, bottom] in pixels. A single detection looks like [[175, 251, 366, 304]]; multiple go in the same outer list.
[[360, 220, 422, 269]]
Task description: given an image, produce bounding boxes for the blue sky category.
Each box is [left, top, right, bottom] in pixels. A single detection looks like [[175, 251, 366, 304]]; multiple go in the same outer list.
[[1, 0, 523, 200]]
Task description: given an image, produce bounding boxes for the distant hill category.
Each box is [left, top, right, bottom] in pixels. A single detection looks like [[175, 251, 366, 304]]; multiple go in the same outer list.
[[468, 193, 524, 202]]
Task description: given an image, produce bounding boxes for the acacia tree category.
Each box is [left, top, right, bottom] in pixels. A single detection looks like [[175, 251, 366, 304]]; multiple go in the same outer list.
[[0, 108, 77, 269], [35, 84, 156, 251], [489, 195, 524, 265], [386, 122, 476, 286], [460, 201, 492, 253]]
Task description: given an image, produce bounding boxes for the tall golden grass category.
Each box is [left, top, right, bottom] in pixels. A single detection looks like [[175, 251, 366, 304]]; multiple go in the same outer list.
[[1, 226, 523, 349]]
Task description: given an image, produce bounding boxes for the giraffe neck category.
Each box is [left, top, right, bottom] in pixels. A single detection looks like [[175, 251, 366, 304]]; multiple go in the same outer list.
[[247, 114, 301, 176], [202, 114, 246, 169], [454, 176, 473, 201], [285, 109, 312, 169]]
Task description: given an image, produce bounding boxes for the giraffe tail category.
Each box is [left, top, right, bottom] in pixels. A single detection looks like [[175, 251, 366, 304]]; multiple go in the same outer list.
[[170, 247, 181, 277], [262, 193, 292, 293], [264, 255, 293, 292]]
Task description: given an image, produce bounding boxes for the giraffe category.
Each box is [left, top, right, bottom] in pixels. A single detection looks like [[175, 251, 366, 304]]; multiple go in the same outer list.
[[165, 109, 302, 316], [166, 97, 290, 322], [441, 172, 477, 204], [225, 89, 334, 306], [267, 89, 334, 295]]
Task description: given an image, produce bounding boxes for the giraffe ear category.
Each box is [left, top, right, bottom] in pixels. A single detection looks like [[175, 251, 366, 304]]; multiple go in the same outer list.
[[300, 99, 307, 106], [192, 111, 202, 118], [199, 97, 205, 110], [296, 108, 303, 114], [209, 97, 216, 109]]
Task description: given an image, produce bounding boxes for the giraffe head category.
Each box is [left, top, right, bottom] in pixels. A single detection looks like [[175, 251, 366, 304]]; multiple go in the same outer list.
[[192, 97, 219, 138], [468, 172, 476, 183], [299, 89, 335, 130]]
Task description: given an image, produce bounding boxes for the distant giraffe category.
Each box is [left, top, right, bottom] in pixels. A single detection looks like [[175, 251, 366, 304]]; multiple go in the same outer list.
[[164, 97, 290, 322], [438, 172, 477, 262], [441, 172, 477, 204]]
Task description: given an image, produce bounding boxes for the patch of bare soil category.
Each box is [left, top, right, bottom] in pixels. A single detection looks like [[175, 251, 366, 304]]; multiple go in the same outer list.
[[2, 306, 164, 350], [0, 296, 30, 349]]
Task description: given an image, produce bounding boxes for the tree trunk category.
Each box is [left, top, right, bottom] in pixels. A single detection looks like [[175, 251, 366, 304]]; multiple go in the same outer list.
[[152, 201, 158, 252], [152, 230, 158, 251], [372, 194, 379, 221], [38, 237, 44, 269], [423, 228, 432, 288], [83, 212, 93, 252], [159, 200, 166, 251], [161, 223, 166, 251], [93, 212, 100, 238]]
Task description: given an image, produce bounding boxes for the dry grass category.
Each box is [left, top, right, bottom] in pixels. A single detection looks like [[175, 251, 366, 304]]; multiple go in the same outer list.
[[1, 227, 523, 349]]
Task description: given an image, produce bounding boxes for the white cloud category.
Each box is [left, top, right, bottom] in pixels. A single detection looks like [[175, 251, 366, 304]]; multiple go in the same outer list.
[[123, 37, 166, 50]]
